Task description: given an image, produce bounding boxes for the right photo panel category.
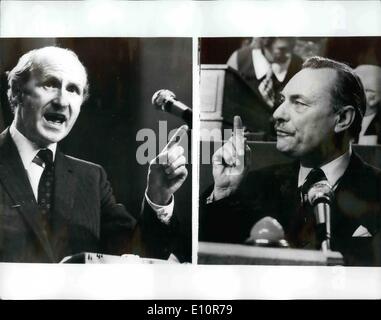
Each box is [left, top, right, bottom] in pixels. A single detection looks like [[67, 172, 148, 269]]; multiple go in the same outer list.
[[198, 37, 381, 266]]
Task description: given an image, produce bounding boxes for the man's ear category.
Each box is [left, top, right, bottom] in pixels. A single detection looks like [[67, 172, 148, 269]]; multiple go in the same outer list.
[[10, 92, 23, 112], [334, 106, 356, 133]]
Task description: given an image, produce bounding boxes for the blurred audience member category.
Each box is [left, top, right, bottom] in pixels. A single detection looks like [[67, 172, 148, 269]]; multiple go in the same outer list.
[[227, 37, 303, 109], [355, 64, 381, 145], [293, 38, 327, 61]]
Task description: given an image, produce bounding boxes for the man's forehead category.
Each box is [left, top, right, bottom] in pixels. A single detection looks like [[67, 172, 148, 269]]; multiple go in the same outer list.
[[283, 68, 337, 98], [32, 52, 87, 86]]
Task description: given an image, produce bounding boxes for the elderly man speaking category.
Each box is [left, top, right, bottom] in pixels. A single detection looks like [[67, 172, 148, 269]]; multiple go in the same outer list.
[[0, 46, 188, 263]]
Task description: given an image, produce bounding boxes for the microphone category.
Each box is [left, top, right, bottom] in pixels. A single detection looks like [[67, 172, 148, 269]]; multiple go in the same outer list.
[[152, 89, 192, 126], [245, 216, 289, 247], [307, 180, 334, 251]]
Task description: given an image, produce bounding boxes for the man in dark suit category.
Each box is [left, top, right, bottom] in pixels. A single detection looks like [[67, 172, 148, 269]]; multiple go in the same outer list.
[[0, 46, 188, 263], [200, 56, 381, 266]]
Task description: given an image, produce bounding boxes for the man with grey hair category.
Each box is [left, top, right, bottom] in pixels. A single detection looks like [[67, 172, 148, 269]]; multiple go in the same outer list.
[[0, 46, 188, 263], [200, 56, 381, 266]]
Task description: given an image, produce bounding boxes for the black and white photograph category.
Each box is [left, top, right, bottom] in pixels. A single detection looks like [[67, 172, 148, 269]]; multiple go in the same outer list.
[[198, 37, 381, 267], [0, 0, 380, 303], [0, 38, 192, 264]]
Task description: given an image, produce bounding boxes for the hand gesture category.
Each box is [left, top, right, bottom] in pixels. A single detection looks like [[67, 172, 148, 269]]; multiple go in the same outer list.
[[146, 125, 189, 205], [212, 116, 251, 201]]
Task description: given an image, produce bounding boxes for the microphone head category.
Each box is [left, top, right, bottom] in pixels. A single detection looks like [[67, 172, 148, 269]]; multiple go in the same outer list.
[[245, 216, 289, 247], [307, 180, 334, 206], [152, 89, 176, 111]]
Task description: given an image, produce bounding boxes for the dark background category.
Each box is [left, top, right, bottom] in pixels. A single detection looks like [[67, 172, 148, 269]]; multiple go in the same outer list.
[[0, 38, 192, 262]]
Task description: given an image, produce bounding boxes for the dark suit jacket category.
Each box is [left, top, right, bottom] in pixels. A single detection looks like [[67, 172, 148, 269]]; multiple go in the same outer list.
[[0, 129, 177, 263], [200, 153, 381, 266]]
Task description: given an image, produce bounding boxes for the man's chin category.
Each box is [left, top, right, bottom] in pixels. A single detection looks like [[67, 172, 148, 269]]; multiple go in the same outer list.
[[276, 141, 295, 157], [37, 131, 67, 146]]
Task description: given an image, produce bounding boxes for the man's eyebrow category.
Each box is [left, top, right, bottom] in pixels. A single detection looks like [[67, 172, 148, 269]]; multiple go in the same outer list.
[[39, 74, 83, 90], [39, 72, 59, 80], [289, 94, 313, 103], [39, 74, 59, 83]]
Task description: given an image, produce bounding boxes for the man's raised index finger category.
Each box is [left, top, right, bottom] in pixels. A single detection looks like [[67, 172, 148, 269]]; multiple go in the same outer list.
[[162, 124, 189, 152], [233, 115, 245, 156], [233, 115, 243, 134]]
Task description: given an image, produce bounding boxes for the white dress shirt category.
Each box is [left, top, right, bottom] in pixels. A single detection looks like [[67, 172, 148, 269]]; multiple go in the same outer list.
[[227, 48, 292, 82], [9, 122, 173, 224], [252, 49, 291, 82], [298, 148, 352, 190], [10, 123, 57, 201]]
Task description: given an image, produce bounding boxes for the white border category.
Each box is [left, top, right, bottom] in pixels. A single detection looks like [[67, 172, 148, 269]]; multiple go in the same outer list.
[[192, 36, 200, 265], [1, 264, 381, 300], [0, 0, 381, 300], [1, 1, 381, 37]]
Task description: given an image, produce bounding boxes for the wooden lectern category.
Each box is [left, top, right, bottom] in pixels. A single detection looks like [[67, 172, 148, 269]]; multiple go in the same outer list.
[[198, 242, 344, 266], [200, 64, 273, 141], [61, 252, 180, 264]]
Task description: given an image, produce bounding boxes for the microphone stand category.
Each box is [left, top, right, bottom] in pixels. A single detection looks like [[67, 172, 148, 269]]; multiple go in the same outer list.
[[314, 202, 331, 252], [308, 181, 343, 265]]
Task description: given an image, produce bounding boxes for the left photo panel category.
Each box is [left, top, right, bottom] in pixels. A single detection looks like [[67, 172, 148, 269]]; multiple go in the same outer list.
[[0, 38, 192, 263]]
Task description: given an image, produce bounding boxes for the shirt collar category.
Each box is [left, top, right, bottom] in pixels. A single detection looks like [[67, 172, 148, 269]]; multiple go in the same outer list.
[[252, 48, 291, 82], [9, 122, 57, 169], [298, 147, 352, 188]]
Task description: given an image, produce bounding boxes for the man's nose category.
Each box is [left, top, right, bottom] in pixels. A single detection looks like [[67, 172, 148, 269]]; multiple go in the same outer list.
[[272, 101, 289, 122], [52, 89, 70, 109]]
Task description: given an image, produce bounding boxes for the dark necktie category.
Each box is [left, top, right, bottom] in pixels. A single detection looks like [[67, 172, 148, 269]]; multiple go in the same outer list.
[[301, 168, 327, 205], [36, 149, 55, 216], [296, 168, 328, 249]]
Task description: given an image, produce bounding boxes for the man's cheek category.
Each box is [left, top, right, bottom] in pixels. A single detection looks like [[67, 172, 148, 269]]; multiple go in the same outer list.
[[301, 132, 313, 147]]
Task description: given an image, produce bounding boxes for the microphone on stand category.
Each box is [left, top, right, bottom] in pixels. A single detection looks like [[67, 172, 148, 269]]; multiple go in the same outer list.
[[307, 180, 334, 251], [152, 89, 192, 126]]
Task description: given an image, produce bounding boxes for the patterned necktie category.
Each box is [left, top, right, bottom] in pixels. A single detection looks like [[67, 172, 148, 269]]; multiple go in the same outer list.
[[36, 149, 55, 216], [258, 68, 275, 108]]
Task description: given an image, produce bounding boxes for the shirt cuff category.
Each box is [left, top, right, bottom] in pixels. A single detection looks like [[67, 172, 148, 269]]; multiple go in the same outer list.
[[145, 192, 174, 225]]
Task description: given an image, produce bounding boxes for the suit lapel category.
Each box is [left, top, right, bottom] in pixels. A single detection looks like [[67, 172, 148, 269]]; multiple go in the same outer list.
[[0, 130, 56, 261], [277, 161, 299, 215], [275, 162, 301, 243], [333, 153, 370, 236], [277, 162, 299, 197], [52, 150, 77, 224], [48, 150, 77, 259]]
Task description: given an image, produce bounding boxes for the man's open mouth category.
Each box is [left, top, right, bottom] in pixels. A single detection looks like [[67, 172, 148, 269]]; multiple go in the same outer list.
[[44, 113, 67, 125]]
